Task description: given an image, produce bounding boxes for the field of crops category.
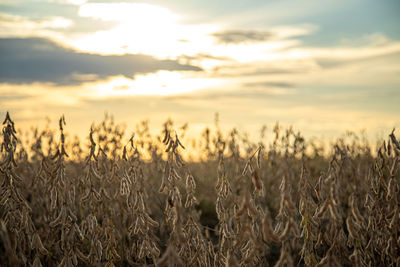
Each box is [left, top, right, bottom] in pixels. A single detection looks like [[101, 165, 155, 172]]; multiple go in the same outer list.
[[0, 111, 399, 266]]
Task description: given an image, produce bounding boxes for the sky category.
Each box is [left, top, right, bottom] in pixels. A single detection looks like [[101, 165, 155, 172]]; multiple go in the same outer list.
[[0, 0, 399, 142]]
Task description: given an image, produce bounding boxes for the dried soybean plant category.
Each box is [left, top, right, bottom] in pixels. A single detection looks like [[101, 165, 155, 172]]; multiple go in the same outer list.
[[47, 116, 85, 267], [0, 112, 41, 266], [158, 125, 212, 266], [1, 111, 400, 266], [79, 127, 114, 266], [121, 135, 160, 265], [214, 138, 236, 266], [232, 145, 268, 266]]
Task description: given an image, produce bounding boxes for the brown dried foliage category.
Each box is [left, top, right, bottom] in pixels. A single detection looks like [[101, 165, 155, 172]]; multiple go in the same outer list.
[[0, 112, 399, 266]]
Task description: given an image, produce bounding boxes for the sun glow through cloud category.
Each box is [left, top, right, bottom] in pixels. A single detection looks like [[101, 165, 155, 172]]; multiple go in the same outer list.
[[69, 2, 321, 72], [73, 3, 316, 64], [75, 3, 220, 59], [69, 3, 229, 96]]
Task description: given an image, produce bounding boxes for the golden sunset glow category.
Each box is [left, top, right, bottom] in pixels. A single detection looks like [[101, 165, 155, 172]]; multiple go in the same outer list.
[[92, 71, 224, 97]]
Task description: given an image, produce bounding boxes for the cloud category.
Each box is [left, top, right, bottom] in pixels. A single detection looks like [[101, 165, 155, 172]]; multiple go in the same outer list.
[[165, 82, 294, 102], [210, 62, 311, 78], [316, 51, 400, 69], [242, 81, 295, 88], [0, 37, 202, 85], [0, 9, 121, 39], [78, 3, 175, 22], [211, 30, 274, 44], [63, 0, 87, 5], [0, 13, 73, 38]]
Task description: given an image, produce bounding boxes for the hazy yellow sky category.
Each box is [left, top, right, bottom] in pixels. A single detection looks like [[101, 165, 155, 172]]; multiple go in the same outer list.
[[0, 0, 399, 141]]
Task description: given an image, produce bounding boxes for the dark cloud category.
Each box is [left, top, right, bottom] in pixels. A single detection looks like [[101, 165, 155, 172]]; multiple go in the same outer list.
[[0, 38, 201, 85], [211, 30, 274, 44], [211, 64, 307, 78], [242, 81, 295, 88], [179, 53, 233, 62], [316, 52, 400, 69]]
